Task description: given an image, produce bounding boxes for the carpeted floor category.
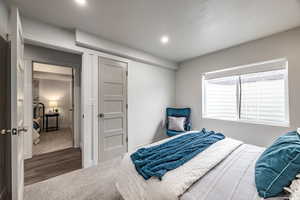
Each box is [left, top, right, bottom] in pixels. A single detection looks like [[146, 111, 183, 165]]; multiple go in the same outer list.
[[24, 158, 123, 200], [33, 128, 73, 156]]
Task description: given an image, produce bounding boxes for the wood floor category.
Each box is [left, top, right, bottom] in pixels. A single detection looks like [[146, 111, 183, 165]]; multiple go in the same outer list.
[[24, 148, 82, 186]]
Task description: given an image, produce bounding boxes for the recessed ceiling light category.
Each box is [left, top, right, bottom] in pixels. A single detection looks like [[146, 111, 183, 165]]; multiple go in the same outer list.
[[160, 36, 169, 44], [75, 0, 86, 6]]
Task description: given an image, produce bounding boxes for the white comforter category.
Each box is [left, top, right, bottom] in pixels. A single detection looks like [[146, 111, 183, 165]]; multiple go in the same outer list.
[[116, 133, 243, 200]]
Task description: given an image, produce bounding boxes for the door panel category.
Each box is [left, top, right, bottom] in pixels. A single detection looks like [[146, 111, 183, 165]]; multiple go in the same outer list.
[[99, 58, 127, 162], [0, 35, 11, 200], [10, 7, 25, 200]]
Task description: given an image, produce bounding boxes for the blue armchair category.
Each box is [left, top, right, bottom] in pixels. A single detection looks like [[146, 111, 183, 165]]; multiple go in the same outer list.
[[166, 107, 192, 137]]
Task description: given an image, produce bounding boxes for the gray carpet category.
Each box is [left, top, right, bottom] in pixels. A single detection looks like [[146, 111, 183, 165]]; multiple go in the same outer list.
[[33, 128, 73, 156], [24, 158, 123, 200]]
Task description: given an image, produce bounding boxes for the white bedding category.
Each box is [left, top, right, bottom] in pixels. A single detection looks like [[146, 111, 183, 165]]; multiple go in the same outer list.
[[116, 132, 243, 200]]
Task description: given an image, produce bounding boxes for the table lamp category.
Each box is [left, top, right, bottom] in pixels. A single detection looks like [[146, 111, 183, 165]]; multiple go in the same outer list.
[[49, 101, 58, 112]]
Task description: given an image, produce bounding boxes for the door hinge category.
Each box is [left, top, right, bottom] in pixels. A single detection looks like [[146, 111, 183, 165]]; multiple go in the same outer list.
[[126, 104, 128, 109], [126, 71, 128, 76], [126, 137, 128, 143]]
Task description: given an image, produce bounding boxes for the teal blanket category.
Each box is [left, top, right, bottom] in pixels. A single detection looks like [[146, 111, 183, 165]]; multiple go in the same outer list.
[[131, 129, 225, 180]]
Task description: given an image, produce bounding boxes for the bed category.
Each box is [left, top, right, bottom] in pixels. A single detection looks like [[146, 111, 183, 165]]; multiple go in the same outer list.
[[116, 131, 288, 200]]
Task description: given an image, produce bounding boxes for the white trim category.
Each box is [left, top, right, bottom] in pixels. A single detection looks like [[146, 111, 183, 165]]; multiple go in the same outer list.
[[91, 54, 99, 165], [73, 68, 81, 148], [23, 59, 33, 159], [284, 64, 290, 129]]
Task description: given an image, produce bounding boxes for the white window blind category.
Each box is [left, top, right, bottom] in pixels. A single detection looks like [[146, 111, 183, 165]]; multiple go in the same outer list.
[[204, 76, 238, 120], [240, 70, 287, 124], [202, 59, 289, 126]]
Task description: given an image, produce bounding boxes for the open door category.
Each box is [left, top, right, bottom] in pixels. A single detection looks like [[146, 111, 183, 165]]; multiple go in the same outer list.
[[10, 7, 26, 200], [0, 32, 11, 200]]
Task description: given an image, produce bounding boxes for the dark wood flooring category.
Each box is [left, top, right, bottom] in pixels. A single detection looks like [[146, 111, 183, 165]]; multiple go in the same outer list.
[[24, 148, 82, 186]]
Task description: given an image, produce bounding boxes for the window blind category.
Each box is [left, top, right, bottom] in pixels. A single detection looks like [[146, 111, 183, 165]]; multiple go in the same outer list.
[[202, 58, 289, 126], [240, 70, 288, 124], [204, 76, 238, 120]]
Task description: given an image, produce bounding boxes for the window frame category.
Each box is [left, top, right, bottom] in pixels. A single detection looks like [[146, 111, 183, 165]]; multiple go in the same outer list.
[[202, 59, 290, 127]]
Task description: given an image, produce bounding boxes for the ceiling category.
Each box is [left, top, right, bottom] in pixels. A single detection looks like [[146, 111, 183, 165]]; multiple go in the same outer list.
[[11, 0, 300, 62]]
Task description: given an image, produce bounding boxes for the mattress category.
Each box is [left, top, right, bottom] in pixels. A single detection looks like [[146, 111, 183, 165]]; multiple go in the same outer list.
[[181, 144, 287, 200]]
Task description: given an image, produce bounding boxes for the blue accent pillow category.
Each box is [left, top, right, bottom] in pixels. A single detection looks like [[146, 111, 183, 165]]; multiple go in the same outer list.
[[255, 131, 300, 198]]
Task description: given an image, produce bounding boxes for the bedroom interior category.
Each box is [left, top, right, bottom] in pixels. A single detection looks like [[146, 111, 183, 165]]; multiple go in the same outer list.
[[32, 62, 74, 155], [0, 0, 300, 200], [22, 45, 83, 185]]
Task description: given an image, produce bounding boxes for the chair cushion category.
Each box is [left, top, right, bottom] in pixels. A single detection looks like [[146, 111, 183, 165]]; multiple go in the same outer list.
[[255, 131, 300, 198], [168, 116, 186, 131]]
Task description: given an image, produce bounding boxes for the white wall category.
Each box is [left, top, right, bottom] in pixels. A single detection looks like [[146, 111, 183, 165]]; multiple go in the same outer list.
[[176, 27, 300, 147], [0, 0, 9, 39], [128, 61, 176, 151]]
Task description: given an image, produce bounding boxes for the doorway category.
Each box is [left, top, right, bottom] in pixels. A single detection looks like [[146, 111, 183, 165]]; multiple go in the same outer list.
[[31, 62, 74, 155], [24, 62, 82, 185]]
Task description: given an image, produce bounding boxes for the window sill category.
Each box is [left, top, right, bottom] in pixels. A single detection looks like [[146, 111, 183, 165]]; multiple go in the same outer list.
[[202, 116, 290, 128]]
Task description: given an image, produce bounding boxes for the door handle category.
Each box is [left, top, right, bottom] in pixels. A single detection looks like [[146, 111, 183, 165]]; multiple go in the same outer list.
[[18, 127, 28, 134], [98, 113, 104, 118]]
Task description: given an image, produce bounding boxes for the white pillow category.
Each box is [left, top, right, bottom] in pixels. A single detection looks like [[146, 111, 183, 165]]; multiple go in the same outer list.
[[168, 116, 186, 132], [284, 174, 300, 200]]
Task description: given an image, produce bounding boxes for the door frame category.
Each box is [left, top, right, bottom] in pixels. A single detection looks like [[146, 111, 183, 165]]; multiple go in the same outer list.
[[23, 60, 81, 159], [97, 56, 128, 162]]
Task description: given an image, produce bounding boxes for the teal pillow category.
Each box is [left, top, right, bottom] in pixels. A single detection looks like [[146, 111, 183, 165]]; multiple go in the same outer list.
[[255, 131, 300, 198]]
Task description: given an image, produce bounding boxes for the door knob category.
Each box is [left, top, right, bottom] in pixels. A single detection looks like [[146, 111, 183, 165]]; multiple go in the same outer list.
[[1, 128, 18, 135], [1, 129, 11, 135], [98, 113, 104, 118]]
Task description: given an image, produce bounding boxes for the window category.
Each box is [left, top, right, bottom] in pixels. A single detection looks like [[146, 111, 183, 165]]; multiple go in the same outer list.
[[202, 59, 289, 126]]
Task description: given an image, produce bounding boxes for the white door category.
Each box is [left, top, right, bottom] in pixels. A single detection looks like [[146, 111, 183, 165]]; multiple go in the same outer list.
[[98, 57, 127, 162], [10, 7, 26, 200]]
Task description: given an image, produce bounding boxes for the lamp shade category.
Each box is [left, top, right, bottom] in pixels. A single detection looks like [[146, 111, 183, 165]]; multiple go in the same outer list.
[[49, 101, 58, 108]]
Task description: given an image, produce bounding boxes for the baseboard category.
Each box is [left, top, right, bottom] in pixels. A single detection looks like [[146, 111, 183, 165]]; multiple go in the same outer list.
[[24, 152, 33, 160]]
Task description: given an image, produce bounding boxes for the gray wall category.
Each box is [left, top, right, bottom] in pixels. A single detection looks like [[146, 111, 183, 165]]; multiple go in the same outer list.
[[128, 61, 176, 150], [176, 27, 300, 147], [0, 0, 9, 39], [24, 44, 82, 68]]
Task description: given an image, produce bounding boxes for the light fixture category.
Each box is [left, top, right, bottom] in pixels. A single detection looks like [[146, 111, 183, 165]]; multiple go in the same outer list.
[[160, 35, 169, 44], [75, 0, 86, 6], [49, 101, 58, 112]]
